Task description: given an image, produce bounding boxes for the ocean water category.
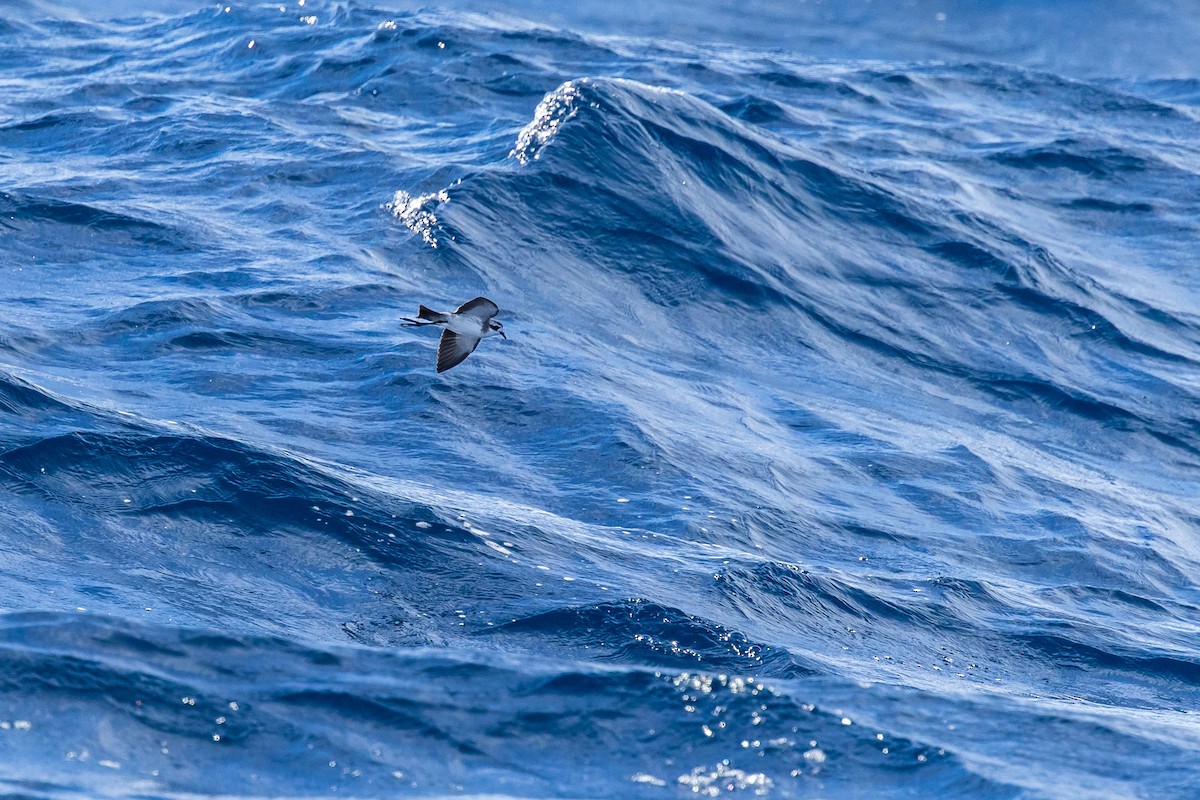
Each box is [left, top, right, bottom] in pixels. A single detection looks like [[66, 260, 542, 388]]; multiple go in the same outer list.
[[1, 0, 1199, 797]]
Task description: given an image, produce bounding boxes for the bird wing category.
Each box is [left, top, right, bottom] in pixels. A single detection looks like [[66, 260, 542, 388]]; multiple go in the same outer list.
[[455, 296, 499, 320], [437, 329, 481, 372]]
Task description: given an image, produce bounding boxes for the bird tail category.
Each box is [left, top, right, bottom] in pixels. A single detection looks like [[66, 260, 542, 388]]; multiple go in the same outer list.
[[417, 305, 447, 322], [401, 305, 448, 327]]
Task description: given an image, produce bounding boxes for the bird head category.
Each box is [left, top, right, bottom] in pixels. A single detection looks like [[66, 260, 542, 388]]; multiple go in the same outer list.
[[489, 320, 506, 340]]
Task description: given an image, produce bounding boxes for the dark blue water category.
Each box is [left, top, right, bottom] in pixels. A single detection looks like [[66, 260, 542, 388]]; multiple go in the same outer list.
[[2, 1, 1199, 797]]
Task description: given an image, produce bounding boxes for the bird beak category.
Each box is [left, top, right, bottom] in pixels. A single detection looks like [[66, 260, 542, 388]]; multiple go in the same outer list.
[[499, 330, 507, 340]]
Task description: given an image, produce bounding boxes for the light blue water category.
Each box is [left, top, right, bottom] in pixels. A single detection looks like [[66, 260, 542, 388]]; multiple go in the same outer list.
[[1, 1, 1199, 797]]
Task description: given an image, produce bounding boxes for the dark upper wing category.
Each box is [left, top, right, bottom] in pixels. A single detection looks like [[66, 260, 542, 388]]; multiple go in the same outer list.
[[455, 296, 499, 320], [437, 329, 481, 372]]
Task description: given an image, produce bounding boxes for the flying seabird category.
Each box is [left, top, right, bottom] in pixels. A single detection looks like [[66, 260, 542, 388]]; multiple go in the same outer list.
[[401, 296, 506, 373]]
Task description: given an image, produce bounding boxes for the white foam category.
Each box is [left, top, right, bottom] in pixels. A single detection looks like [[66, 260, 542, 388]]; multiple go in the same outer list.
[[386, 189, 449, 248], [511, 80, 584, 165]]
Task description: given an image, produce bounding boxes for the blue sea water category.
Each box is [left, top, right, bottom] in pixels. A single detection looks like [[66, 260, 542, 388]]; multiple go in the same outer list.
[[1, 0, 1199, 797]]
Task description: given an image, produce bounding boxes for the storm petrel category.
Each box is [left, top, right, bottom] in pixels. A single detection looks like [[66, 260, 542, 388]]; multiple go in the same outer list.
[[401, 296, 506, 372]]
